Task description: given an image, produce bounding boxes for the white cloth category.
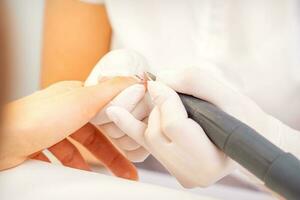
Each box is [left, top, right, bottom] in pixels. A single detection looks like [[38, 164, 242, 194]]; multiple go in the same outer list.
[[82, 0, 300, 130], [0, 160, 211, 200]]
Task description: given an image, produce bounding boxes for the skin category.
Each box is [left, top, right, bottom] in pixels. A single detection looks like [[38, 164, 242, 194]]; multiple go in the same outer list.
[[41, 0, 111, 86], [0, 77, 138, 180], [41, 0, 133, 174], [39, 2, 292, 198]]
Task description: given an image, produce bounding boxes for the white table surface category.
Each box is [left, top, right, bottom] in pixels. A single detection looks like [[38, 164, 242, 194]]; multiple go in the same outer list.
[[0, 160, 274, 200]]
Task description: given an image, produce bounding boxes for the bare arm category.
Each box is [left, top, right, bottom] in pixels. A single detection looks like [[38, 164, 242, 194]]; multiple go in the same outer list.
[[40, 1, 139, 176], [41, 0, 111, 87]]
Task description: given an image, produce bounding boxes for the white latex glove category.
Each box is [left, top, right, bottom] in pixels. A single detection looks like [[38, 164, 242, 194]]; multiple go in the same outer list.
[[106, 66, 300, 188], [85, 49, 152, 162], [155, 67, 300, 157]]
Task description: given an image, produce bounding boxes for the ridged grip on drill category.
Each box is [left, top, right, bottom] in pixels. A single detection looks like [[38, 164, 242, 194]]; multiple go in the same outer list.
[[264, 153, 300, 200], [228, 123, 283, 180], [179, 93, 236, 149]]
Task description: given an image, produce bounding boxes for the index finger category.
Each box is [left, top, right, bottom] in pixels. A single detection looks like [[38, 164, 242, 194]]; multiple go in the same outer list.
[[45, 77, 138, 140], [91, 84, 145, 125], [147, 81, 187, 126]]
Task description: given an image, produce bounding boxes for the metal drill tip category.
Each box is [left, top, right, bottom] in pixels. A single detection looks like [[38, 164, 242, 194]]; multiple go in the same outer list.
[[145, 72, 156, 81]]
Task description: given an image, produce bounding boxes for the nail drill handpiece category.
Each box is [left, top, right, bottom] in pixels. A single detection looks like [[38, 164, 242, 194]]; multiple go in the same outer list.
[[146, 72, 300, 199]]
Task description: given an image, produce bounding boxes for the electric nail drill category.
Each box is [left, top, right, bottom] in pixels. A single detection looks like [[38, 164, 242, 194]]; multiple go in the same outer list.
[[146, 72, 300, 199]]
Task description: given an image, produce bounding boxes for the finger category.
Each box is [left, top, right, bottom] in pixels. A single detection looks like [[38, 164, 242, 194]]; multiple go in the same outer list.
[[107, 95, 151, 151], [145, 106, 170, 147], [71, 77, 138, 119], [99, 123, 126, 139], [125, 147, 150, 163], [106, 106, 147, 147], [30, 152, 50, 163], [115, 136, 140, 151], [156, 67, 242, 108], [44, 81, 83, 91], [147, 81, 190, 141], [85, 49, 149, 87], [131, 93, 153, 120], [147, 81, 187, 123], [91, 84, 145, 125], [42, 77, 138, 144], [48, 139, 91, 171], [110, 84, 145, 111], [70, 123, 138, 180], [162, 118, 211, 148], [109, 137, 149, 163], [37, 81, 83, 98]]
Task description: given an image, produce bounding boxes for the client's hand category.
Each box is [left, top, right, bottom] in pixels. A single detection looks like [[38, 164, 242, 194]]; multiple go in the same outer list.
[[0, 77, 138, 180]]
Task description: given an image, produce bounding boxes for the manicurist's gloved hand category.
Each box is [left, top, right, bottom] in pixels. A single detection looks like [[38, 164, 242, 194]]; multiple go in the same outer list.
[[85, 49, 152, 162], [155, 67, 300, 158], [0, 77, 139, 180], [106, 66, 300, 188]]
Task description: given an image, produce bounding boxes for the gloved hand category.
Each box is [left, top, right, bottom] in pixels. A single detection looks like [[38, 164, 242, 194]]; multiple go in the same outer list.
[[85, 49, 152, 162], [106, 66, 300, 188], [154, 67, 300, 157]]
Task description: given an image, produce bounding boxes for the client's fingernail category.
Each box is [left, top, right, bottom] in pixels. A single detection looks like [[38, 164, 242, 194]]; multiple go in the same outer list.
[[106, 107, 119, 123]]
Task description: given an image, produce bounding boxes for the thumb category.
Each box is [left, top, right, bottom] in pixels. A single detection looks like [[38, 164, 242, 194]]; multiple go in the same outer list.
[[106, 106, 147, 147]]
